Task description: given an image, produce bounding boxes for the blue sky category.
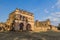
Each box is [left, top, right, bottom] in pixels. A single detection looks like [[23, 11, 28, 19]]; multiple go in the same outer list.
[[0, 0, 60, 26]]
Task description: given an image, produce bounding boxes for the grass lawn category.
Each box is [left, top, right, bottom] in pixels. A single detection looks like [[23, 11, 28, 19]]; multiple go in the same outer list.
[[0, 31, 60, 40]]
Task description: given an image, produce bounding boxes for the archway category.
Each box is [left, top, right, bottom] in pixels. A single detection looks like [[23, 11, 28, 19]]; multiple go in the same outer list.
[[0, 27, 2, 31], [0, 27, 5, 31], [19, 23, 24, 30], [26, 24, 32, 31], [49, 25, 52, 30]]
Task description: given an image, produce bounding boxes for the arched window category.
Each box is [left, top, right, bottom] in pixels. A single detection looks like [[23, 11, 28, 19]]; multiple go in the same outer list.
[[26, 17, 28, 23], [23, 16, 25, 21], [0, 27, 2, 31], [15, 14, 20, 19], [20, 15, 22, 20]]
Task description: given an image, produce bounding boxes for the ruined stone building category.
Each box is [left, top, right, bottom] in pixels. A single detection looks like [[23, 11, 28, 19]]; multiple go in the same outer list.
[[34, 20, 57, 32], [0, 8, 58, 32]]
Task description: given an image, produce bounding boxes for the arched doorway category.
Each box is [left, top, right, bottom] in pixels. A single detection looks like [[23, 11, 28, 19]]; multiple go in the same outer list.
[[19, 23, 24, 31], [0, 27, 2, 31], [26, 24, 32, 31], [49, 25, 52, 30], [0, 27, 4, 31]]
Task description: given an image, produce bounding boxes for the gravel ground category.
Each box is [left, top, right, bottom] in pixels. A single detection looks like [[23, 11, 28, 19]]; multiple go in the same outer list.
[[0, 31, 60, 40]]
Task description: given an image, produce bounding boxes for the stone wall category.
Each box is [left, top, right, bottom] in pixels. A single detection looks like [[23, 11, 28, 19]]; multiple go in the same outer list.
[[34, 20, 58, 32]]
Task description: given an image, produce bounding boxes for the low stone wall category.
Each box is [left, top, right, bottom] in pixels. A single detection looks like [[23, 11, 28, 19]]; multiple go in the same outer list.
[[33, 27, 48, 32]]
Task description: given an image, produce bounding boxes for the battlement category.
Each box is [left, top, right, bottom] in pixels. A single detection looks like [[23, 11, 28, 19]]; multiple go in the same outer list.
[[14, 8, 34, 17]]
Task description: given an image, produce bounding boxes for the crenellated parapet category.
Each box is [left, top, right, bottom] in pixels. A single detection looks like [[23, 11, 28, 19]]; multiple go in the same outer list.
[[14, 8, 34, 17]]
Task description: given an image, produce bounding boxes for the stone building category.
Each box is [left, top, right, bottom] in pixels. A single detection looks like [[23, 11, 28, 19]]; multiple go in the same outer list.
[[57, 24, 60, 30], [0, 8, 58, 32], [34, 20, 57, 32], [5, 8, 34, 31], [0, 23, 5, 32]]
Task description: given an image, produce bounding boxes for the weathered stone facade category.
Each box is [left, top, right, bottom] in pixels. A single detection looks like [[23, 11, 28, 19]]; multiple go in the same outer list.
[[0, 8, 58, 32], [34, 20, 57, 32]]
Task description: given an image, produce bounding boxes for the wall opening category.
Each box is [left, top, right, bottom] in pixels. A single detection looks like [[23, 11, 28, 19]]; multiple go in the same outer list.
[[26, 24, 32, 31], [19, 23, 24, 31]]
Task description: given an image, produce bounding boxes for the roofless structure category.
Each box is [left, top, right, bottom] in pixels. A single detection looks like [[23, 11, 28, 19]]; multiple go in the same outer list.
[[0, 8, 58, 32]]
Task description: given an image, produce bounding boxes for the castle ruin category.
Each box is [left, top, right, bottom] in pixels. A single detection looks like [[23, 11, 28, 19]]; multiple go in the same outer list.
[[0, 8, 58, 32]]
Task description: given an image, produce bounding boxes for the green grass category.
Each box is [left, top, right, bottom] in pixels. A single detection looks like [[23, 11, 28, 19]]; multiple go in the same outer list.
[[0, 31, 60, 40]]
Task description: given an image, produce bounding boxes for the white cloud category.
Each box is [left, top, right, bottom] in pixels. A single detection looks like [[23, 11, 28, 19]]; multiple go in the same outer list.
[[52, 18, 59, 22], [55, 0, 60, 8], [44, 9, 49, 13], [42, 0, 60, 26], [54, 18, 58, 21], [46, 16, 59, 22], [51, 6, 55, 9], [51, 0, 60, 9], [43, 11, 60, 26], [50, 12, 60, 22], [51, 12, 60, 18]]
